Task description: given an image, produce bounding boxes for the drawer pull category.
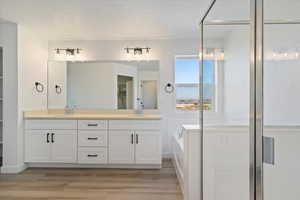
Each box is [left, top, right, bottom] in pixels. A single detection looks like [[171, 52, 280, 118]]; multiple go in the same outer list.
[[87, 154, 98, 157], [87, 123, 98, 127], [88, 137, 98, 140]]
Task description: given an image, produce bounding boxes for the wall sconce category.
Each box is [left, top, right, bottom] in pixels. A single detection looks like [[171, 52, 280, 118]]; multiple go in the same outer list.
[[267, 49, 300, 61], [199, 49, 225, 60], [124, 47, 151, 55], [55, 48, 82, 56]]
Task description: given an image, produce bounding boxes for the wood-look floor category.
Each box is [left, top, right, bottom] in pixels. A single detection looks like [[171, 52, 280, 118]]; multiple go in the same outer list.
[[0, 159, 182, 200]]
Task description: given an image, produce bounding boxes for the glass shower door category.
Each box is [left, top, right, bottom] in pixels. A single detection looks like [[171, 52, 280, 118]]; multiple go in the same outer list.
[[200, 1, 300, 200], [200, 1, 252, 200], [263, 0, 300, 200]]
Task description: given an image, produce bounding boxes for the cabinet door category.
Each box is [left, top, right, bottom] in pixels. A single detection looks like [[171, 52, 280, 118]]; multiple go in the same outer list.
[[25, 130, 51, 162], [109, 130, 135, 164], [51, 130, 77, 163], [135, 131, 161, 164]]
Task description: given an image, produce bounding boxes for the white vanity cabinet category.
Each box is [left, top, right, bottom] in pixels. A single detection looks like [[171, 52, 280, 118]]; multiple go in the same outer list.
[[50, 130, 77, 163], [25, 130, 51, 162], [24, 117, 161, 168], [109, 120, 161, 165], [109, 130, 135, 164], [77, 120, 108, 164], [25, 120, 77, 163], [135, 131, 161, 164]]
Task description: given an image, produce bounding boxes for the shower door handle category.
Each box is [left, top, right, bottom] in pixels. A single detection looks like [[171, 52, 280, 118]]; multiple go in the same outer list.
[[263, 136, 275, 165]]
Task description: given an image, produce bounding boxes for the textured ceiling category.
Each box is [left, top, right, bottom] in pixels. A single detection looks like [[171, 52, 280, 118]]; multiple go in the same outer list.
[[0, 0, 212, 40]]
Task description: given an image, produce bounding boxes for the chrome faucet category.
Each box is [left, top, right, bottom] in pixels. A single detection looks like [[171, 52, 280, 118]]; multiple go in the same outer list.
[[136, 98, 144, 114], [65, 105, 77, 114]]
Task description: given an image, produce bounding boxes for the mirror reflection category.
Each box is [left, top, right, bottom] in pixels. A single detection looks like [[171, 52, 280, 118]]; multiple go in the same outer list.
[[117, 75, 134, 109], [48, 60, 159, 110]]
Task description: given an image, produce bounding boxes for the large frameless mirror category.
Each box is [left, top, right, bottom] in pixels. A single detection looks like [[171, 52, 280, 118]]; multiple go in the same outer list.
[[47, 60, 159, 110]]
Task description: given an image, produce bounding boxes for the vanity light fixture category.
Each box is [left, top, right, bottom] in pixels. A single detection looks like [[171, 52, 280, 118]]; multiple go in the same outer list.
[[124, 47, 151, 55], [54, 48, 82, 56], [134, 48, 143, 55]]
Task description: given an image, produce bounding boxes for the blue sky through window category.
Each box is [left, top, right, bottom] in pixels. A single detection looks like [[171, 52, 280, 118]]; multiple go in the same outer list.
[[175, 59, 213, 84]]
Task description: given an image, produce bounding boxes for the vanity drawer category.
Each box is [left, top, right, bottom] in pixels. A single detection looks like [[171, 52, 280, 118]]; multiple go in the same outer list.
[[25, 120, 77, 130], [109, 120, 161, 130], [78, 120, 108, 130], [78, 147, 107, 164], [78, 130, 107, 147]]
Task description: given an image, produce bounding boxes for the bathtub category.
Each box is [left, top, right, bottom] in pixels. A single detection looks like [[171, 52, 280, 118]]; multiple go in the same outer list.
[[174, 125, 249, 200], [172, 132, 184, 192], [172, 125, 200, 200]]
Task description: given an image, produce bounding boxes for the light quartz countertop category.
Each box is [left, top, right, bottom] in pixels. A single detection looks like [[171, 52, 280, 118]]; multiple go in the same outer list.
[[24, 109, 162, 120]]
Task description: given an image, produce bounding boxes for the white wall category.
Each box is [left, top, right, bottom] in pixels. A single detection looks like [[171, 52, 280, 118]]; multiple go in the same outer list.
[[0, 24, 49, 173], [222, 25, 300, 126], [263, 25, 300, 125], [0, 21, 52, 173], [19, 26, 48, 111], [48, 39, 202, 156], [0, 22, 19, 172], [223, 28, 250, 125], [48, 61, 67, 109]]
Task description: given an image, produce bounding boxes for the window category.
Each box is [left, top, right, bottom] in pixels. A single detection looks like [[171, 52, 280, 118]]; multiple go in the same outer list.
[[175, 56, 215, 111]]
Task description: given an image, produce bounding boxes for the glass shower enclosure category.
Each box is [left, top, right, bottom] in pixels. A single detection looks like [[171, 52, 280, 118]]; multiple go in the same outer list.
[[199, 0, 300, 200]]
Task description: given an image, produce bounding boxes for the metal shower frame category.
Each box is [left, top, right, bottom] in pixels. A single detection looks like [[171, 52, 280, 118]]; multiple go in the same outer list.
[[200, 0, 300, 200], [198, 1, 263, 200]]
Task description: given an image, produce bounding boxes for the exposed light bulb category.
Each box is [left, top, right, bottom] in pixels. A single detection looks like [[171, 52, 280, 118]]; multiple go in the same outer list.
[[146, 48, 150, 54]]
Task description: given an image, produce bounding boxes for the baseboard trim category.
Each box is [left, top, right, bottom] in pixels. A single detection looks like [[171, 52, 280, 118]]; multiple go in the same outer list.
[[1, 164, 27, 174], [27, 163, 162, 169]]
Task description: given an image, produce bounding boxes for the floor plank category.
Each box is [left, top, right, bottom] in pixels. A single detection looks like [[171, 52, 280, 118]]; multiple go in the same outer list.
[[0, 159, 182, 200]]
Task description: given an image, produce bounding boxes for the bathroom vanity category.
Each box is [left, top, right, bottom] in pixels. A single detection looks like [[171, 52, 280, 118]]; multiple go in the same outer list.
[[23, 60, 162, 169], [24, 110, 162, 168]]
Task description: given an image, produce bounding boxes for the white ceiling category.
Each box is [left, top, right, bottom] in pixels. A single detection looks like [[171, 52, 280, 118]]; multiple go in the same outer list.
[[0, 0, 212, 40]]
